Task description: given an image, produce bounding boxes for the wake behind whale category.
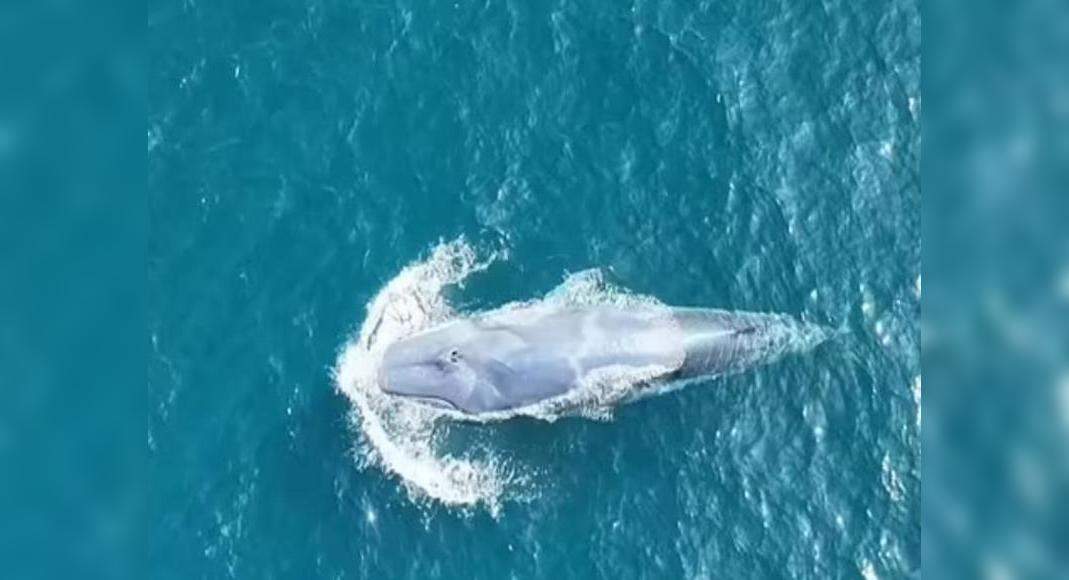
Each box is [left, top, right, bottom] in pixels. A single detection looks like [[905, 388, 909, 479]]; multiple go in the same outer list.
[[334, 239, 829, 510]]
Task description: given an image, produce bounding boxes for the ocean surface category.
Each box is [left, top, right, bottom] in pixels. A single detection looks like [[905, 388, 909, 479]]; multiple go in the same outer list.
[[148, 0, 920, 577]]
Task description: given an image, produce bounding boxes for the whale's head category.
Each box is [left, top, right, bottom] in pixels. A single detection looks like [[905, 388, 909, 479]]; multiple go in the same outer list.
[[378, 320, 504, 413]]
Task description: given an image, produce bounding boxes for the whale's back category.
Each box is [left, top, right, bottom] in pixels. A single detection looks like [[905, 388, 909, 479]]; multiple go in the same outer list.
[[380, 304, 821, 415], [461, 306, 686, 411], [670, 308, 821, 380]]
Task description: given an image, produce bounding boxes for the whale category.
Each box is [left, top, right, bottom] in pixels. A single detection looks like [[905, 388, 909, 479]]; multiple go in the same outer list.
[[378, 303, 819, 415]]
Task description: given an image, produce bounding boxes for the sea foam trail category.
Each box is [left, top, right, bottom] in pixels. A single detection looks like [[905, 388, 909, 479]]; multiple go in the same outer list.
[[333, 239, 830, 510]]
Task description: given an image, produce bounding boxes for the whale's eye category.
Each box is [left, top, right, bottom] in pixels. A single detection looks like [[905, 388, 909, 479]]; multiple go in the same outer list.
[[447, 348, 461, 363]]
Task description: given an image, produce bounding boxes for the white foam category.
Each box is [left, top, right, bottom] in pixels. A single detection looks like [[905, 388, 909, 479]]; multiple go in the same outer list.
[[860, 559, 879, 580], [333, 239, 519, 513], [881, 453, 905, 503], [879, 140, 894, 160], [912, 375, 922, 429]]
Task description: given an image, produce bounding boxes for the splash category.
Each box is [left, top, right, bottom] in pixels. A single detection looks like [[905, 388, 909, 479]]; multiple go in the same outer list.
[[333, 239, 519, 513]]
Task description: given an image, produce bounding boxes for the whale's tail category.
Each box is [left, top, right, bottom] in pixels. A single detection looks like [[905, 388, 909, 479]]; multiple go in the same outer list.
[[670, 308, 829, 379]]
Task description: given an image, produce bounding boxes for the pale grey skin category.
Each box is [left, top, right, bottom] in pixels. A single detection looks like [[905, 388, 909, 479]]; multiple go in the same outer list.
[[379, 304, 789, 415]]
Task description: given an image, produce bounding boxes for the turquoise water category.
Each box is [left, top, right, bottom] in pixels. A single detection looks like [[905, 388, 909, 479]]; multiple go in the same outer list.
[[149, 0, 920, 577]]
